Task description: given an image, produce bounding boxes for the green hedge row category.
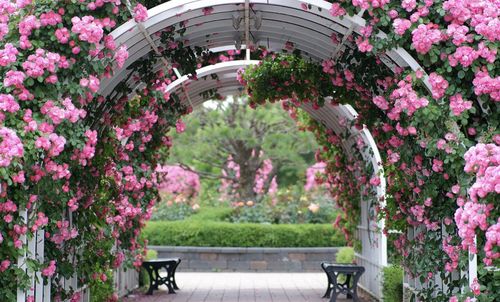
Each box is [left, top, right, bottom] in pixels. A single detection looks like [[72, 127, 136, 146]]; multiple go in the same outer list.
[[143, 220, 345, 247]]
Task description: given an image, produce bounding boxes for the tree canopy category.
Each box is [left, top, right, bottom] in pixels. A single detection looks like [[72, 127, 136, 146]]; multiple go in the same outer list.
[[165, 98, 319, 201]]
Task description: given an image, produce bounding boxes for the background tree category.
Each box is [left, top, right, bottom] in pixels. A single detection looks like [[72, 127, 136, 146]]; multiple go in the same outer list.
[[164, 97, 318, 202]]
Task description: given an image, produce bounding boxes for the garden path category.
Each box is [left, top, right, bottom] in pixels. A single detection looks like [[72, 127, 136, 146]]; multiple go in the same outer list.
[[122, 272, 373, 302]]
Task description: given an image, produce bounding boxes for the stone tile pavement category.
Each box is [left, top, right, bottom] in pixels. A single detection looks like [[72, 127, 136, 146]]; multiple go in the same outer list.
[[122, 272, 373, 302]]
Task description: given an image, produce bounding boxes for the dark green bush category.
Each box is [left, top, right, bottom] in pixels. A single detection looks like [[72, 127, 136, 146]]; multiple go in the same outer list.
[[382, 265, 404, 302], [143, 220, 345, 247]]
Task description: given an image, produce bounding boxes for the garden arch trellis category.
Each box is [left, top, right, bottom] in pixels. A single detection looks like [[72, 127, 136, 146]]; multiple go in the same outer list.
[[8, 0, 496, 301], [99, 0, 486, 298]]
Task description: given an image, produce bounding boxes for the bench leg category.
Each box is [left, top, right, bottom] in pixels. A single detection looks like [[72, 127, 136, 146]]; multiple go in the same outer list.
[[329, 291, 338, 302], [322, 282, 332, 298], [323, 275, 333, 298], [172, 260, 181, 290], [145, 267, 155, 295], [345, 274, 352, 299]]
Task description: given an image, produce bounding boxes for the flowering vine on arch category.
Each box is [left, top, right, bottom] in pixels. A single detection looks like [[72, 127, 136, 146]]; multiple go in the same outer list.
[[238, 0, 499, 294], [0, 0, 497, 302]]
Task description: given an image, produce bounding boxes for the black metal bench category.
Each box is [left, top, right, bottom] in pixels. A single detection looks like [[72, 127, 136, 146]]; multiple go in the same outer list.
[[321, 263, 365, 302], [142, 258, 181, 295]]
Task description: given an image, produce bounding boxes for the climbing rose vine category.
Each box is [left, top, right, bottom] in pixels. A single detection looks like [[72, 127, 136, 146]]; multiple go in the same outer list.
[[0, 0, 498, 302]]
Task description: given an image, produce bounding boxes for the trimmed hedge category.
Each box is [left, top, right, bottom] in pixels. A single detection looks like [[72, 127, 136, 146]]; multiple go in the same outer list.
[[143, 220, 345, 247], [382, 265, 404, 302]]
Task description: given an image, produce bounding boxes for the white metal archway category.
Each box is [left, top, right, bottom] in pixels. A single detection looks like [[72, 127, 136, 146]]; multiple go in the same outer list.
[[20, 1, 466, 301], [163, 59, 388, 298]]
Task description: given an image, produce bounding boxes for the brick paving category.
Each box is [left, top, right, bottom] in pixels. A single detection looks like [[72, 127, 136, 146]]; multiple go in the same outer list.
[[122, 272, 372, 302]]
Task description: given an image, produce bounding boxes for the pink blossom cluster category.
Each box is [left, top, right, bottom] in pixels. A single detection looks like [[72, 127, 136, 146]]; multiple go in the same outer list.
[[464, 143, 499, 178], [372, 96, 389, 110], [446, 24, 471, 46], [0, 259, 9, 272], [114, 45, 129, 68], [19, 15, 40, 37], [133, 4, 148, 22], [449, 93, 472, 116], [72, 130, 98, 166], [484, 220, 500, 265], [0, 200, 17, 226], [388, 79, 429, 120], [0, 127, 23, 167], [254, 159, 275, 194], [4, 70, 26, 88], [22, 49, 69, 78], [411, 23, 443, 54], [80, 75, 100, 93], [41, 98, 86, 125], [45, 159, 71, 180], [55, 28, 70, 44], [71, 16, 104, 44], [472, 68, 500, 102], [156, 165, 200, 198], [41, 260, 56, 277], [31, 212, 49, 232], [448, 46, 478, 67], [40, 11, 62, 27], [114, 111, 159, 142], [428, 72, 449, 99], [455, 200, 493, 253], [305, 162, 328, 191], [0, 1, 16, 40], [393, 18, 412, 36], [442, 237, 460, 272], [329, 3, 346, 17], [356, 37, 373, 53], [443, 0, 500, 42], [351, 0, 390, 9], [0, 43, 18, 66], [0, 94, 19, 113], [50, 220, 78, 245], [35, 133, 66, 157]]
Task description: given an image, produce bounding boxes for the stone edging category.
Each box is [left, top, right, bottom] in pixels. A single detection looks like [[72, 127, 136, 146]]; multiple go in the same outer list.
[[148, 246, 341, 272]]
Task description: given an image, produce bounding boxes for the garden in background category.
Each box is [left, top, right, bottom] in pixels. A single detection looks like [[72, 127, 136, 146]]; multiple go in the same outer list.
[[144, 98, 347, 248]]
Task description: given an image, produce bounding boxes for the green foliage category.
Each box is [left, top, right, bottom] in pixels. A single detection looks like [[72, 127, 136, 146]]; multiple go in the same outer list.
[[335, 247, 355, 264], [89, 270, 114, 302], [151, 202, 196, 221], [230, 187, 338, 224], [165, 99, 319, 196], [188, 207, 233, 221], [382, 265, 404, 302], [143, 220, 344, 248]]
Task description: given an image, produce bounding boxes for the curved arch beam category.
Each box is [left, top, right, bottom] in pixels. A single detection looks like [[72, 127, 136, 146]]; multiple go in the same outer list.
[[101, 0, 433, 98]]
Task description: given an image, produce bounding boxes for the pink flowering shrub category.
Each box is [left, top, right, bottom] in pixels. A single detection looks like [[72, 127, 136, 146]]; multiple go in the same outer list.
[[155, 165, 200, 199]]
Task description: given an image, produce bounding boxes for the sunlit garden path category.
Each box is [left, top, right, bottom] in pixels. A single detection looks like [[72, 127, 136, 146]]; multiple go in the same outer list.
[[123, 272, 374, 302]]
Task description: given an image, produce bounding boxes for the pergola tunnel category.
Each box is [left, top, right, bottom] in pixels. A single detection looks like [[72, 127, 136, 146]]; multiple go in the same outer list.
[[0, 1, 497, 302]]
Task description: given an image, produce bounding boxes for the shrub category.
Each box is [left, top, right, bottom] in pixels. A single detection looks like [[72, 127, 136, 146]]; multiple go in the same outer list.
[[230, 186, 339, 224], [89, 270, 114, 302], [150, 202, 196, 221], [143, 220, 345, 247], [382, 265, 404, 302], [335, 247, 355, 264]]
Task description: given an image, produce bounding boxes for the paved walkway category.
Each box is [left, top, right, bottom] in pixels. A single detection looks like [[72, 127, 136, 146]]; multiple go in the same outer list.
[[123, 272, 372, 302]]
